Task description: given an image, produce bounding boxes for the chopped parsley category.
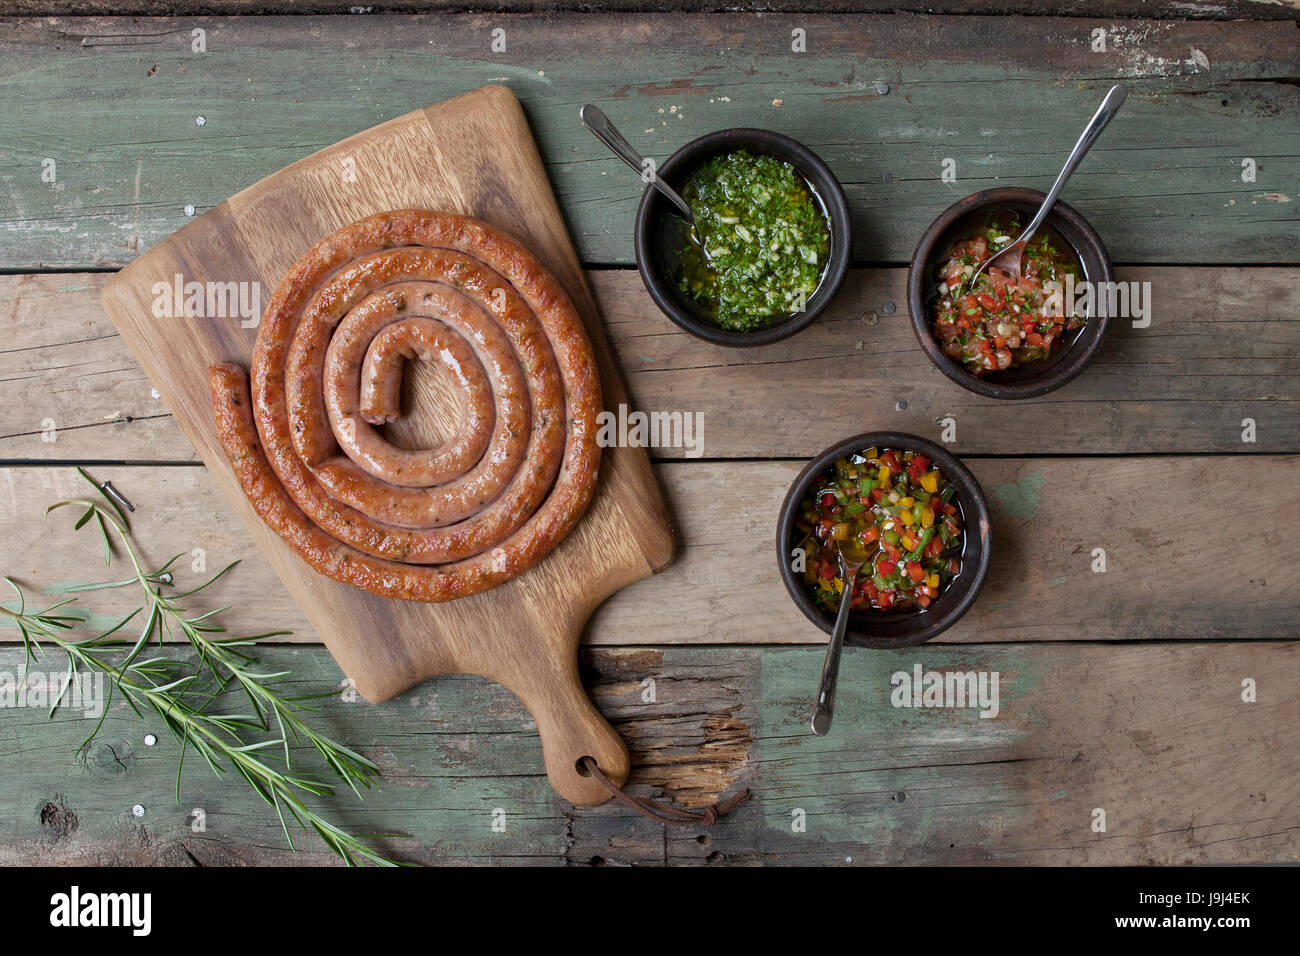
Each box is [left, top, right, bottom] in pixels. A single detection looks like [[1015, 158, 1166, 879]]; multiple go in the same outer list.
[[675, 150, 831, 332]]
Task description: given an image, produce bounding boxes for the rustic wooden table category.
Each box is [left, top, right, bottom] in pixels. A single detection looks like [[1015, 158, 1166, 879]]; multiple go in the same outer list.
[[0, 2, 1297, 866]]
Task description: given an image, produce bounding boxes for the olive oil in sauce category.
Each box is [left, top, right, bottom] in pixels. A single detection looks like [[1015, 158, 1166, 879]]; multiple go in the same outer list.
[[669, 150, 832, 333]]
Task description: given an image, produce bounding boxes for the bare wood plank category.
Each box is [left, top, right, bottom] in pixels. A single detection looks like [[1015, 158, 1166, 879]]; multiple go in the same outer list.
[[3, 457, 1297, 646], [1, 642, 1294, 864], [2, 2, 1296, 21], [4, 267, 1298, 461], [0, 14, 1296, 269], [596, 267, 1300, 458]]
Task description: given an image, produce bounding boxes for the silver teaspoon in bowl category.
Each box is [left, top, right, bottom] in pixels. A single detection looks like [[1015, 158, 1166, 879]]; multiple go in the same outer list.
[[580, 104, 711, 261], [810, 536, 869, 736], [968, 84, 1126, 288]]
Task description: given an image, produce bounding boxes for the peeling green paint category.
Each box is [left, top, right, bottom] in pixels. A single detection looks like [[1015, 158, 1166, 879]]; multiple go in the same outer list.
[[758, 646, 1039, 848], [990, 468, 1046, 519], [1, 21, 1295, 271], [0, 644, 563, 863]]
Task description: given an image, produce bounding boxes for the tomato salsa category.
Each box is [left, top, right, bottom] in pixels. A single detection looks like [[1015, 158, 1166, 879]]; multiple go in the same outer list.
[[795, 447, 964, 613], [675, 150, 830, 332], [930, 218, 1083, 374]]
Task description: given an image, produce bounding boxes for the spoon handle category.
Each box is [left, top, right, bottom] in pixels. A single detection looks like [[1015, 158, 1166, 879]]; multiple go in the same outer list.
[[1022, 84, 1127, 241], [811, 566, 858, 736], [580, 104, 694, 220]]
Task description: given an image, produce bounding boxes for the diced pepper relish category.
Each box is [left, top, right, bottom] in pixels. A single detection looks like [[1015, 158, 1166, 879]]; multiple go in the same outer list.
[[930, 221, 1084, 374], [676, 150, 830, 332], [797, 447, 964, 613]]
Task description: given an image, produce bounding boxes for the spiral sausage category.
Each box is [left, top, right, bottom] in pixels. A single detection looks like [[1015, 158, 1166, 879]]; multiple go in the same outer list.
[[208, 210, 603, 602]]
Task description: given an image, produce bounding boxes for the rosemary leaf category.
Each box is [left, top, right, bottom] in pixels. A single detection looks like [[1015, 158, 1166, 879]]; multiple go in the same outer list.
[[5, 473, 404, 866]]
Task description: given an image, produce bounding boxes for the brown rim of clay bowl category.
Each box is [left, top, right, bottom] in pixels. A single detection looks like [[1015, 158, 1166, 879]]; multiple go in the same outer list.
[[634, 128, 851, 348], [776, 431, 992, 649], [907, 187, 1114, 400]]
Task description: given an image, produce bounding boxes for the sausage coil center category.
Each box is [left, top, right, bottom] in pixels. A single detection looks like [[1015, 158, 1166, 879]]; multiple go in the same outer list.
[[208, 210, 603, 602]]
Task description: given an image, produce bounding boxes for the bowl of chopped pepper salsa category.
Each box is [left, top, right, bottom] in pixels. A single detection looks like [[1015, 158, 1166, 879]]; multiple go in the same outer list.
[[635, 128, 851, 347], [777, 432, 992, 647], [908, 188, 1114, 399]]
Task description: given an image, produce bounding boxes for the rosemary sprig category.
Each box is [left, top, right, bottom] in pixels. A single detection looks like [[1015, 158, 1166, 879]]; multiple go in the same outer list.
[[1, 469, 404, 866]]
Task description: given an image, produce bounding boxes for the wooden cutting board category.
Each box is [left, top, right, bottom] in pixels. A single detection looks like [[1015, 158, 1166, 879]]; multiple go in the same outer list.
[[100, 86, 674, 805]]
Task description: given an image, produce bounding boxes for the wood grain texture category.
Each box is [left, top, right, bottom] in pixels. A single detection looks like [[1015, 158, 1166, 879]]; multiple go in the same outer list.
[[97, 86, 675, 805], [2, 642, 1294, 865], [4, 266, 1298, 461], [3, 457, 1297, 646], [0, 6, 1296, 868], [2, 2, 1296, 20], [0, 14, 1296, 270]]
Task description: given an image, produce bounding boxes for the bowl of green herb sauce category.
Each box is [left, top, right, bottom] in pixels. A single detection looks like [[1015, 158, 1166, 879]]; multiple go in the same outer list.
[[635, 129, 850, 347]]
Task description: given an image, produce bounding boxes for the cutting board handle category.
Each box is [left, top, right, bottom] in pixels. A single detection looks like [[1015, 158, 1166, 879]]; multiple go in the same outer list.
[[483, 638, 630, 806]]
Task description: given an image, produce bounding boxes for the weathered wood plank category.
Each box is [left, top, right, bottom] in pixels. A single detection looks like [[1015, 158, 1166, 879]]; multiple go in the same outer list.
[[2, 2, 1296, 22], [3, 267, 1297, 461], [2, 642, 1294, 865], [2, 458, 1297, 646], [0, 14, 1296, 269]]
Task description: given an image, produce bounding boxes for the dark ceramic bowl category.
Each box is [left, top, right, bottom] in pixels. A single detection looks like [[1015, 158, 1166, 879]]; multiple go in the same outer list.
[[777, 432, 992, 648], [634, 128, 851, 347], [907, 187, 1114, 399]]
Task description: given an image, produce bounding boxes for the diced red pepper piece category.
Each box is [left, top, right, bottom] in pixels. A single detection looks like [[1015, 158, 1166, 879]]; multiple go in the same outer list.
[[906, 562, 925, 583]]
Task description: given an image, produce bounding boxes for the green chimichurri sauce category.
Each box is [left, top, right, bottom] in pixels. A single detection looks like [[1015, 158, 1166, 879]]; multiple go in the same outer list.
[[674, 150, 831, 333]]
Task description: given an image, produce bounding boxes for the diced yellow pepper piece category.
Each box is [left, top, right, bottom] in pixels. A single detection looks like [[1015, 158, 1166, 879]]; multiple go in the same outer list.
[[831, 523, 850, 540], [900, 496, 915, 508], [832, 577, 843, 593], [901, 534, 917, 551], [922, 506, 935, 528], [899, 508, 914, 527], [926, 573, 940, 589], [920, 471, 940, 494], [878, 465, 891, 488]]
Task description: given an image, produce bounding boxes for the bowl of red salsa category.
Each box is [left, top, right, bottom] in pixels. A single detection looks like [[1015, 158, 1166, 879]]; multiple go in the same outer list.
[[777, 432, 992, 648], [907, 188, 1114, 399]]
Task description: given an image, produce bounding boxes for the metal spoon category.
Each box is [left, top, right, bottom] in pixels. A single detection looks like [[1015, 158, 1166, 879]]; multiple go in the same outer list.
[[810, 537, 869, 736], [580, 104, 711, 260], [581, 104, 693, 217], [968, 84, 1126, 288]]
